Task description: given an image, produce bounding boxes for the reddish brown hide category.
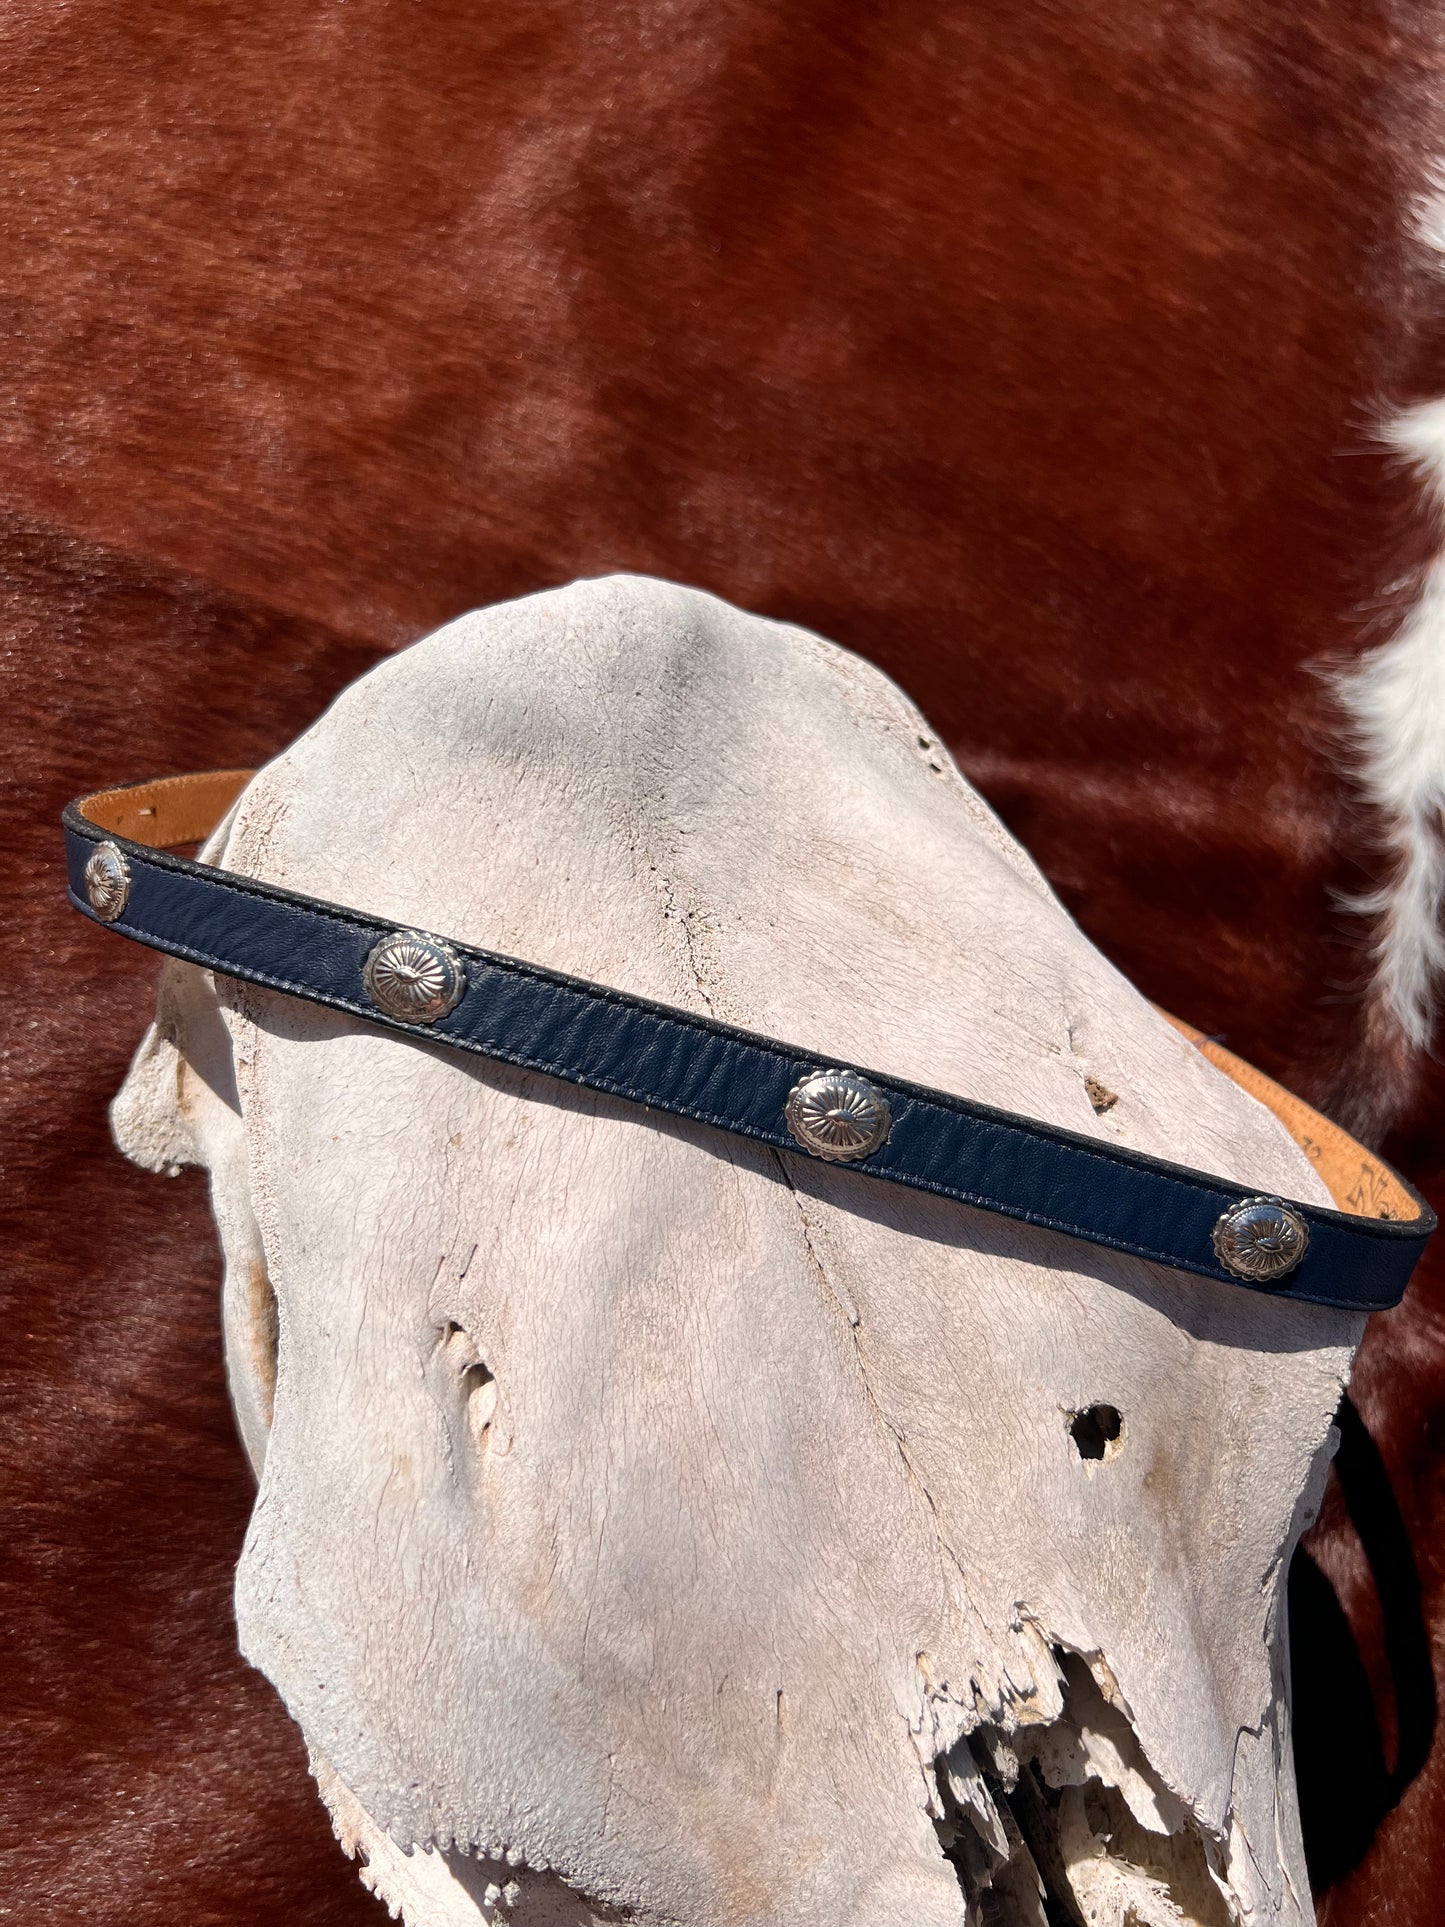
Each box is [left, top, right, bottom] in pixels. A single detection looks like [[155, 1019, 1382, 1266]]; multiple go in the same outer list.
[[2, 2, 1444, 1921]]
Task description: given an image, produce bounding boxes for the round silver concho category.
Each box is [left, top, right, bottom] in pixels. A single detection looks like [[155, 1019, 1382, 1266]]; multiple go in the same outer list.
[[363, 931, 466, 1025], [785, 1068, 892, 1163], [1212, 1195, 1310, 1283], [84, 841, 131, 922]]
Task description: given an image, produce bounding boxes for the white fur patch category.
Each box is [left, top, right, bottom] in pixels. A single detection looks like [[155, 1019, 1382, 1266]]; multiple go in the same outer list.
[[1333, 386, 1445, 1052]]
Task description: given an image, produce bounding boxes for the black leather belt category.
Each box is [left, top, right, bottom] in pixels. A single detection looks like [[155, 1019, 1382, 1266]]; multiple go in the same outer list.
[[63, 771, 1436, 1313]]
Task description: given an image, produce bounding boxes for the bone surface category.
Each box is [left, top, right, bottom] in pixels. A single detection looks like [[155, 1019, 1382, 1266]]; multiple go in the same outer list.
[[113, 575, 1358, 1927]]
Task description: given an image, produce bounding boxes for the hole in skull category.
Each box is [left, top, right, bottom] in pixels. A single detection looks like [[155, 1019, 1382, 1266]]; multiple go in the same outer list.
[[439, 1321, 498, 1441], [1069, 1404, 1122, 1461]]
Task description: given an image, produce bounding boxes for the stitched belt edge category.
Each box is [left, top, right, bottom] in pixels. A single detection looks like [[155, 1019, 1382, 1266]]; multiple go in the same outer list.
[[63, 775, 1437, 1313]]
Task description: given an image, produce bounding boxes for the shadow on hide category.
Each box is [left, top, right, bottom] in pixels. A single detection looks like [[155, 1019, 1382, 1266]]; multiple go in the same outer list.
[[1290, 1395, 1436, 1889]]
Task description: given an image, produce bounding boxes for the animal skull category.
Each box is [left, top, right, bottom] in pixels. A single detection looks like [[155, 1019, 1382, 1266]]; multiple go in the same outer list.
[[113, 575, 1357, 1927]]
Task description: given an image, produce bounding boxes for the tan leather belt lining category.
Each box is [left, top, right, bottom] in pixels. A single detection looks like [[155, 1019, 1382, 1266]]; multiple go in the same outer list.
[[80, 768, 255, 847]]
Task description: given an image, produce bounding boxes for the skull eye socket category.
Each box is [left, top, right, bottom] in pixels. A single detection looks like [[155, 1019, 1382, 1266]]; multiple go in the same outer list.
[[1069, 1404, 1123, 1461]]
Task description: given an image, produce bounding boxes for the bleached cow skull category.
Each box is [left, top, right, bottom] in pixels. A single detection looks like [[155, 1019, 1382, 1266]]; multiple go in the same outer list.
[[113, 576, 1357, 1927]]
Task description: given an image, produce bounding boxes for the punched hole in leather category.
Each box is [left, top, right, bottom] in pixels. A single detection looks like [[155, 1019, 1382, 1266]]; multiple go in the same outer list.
[[77, 769, 254, 847]]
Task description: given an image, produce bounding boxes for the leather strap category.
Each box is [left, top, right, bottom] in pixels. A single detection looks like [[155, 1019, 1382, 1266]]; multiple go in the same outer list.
[[64, 772, 1436, 1311]]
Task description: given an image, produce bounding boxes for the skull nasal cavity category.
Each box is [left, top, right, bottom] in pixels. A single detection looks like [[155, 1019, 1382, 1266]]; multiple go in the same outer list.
[[1070, 1404, 1123, 1461]]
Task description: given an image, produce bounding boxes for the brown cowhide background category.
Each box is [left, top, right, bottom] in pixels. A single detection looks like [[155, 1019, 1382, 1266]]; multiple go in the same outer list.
[[3, 3, 1444, 1921]]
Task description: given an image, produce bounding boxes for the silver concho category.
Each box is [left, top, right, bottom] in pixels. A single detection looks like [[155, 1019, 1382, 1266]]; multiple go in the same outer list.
[[84, 841, 131, 922], [785, 1068, 891, 1163], [363, 931, 465, 1025], [1212, 1195, 1310, 1282]]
